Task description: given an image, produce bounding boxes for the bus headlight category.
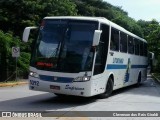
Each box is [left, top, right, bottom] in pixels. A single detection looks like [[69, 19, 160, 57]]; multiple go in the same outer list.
[[29, 71, 39, 78], [73, 76, 91, 82]]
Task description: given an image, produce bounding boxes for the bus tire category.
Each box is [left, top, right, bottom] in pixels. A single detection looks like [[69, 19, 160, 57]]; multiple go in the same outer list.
[[98, 77, 113, 98], [135, 73, 141, 87]]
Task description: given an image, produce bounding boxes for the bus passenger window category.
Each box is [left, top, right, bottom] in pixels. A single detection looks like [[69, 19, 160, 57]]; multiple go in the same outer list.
[[144, 43, 147, 56], [128, 36, 134, 54], [120, 32, 127, 53], [140, 41, 144, 56], [135, 39, 140, 55], [110, 28, 119, 51]]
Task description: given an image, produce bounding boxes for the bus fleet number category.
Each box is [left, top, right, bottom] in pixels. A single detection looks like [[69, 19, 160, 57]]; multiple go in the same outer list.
[[30, 80, 39, 86]]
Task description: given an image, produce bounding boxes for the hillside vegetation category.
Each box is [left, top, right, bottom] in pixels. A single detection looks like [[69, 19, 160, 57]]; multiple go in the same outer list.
[[0, 0, 160, 81]]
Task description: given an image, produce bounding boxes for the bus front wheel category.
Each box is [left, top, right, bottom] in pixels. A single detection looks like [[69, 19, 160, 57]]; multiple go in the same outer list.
[[98, 77, 113, 98]]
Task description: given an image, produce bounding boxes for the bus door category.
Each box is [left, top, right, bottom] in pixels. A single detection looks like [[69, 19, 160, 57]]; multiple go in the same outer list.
[[92, 24, 110, 78]]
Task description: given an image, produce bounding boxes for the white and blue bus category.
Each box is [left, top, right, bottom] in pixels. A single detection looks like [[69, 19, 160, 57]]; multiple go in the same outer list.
[[23, 16, 148, 98]]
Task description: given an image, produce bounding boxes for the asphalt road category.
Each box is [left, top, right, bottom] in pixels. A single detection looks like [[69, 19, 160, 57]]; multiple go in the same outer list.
[[0, 75, 160, 119]]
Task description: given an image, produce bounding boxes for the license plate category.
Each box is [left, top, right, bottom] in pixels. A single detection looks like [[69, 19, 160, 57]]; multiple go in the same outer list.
[[50, 85, 60, 90]]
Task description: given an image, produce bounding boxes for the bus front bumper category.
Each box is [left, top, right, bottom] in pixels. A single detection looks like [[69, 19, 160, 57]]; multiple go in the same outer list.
[[29, 76, 92, 97]]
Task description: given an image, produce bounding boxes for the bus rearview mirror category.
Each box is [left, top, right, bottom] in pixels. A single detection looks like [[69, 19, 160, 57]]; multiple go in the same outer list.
[[92, 30, 102, 46], [22, 27, 37, 42]]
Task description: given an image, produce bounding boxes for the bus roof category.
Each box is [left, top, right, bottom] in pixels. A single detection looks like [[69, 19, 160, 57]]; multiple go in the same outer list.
[[44, 16, 106, 23], [44, 16, 147, 43]]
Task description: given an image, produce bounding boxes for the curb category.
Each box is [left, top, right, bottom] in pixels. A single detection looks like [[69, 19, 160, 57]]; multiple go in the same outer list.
[[0, 81, 28, 87]]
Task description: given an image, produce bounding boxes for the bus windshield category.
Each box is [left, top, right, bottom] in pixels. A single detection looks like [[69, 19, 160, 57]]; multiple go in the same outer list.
[[31, 19, 98, 73]]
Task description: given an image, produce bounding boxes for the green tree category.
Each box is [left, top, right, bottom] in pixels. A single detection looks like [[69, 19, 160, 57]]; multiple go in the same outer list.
[[2, 0, 158, 81], [138, 19, 160, 54], [0, 0, 77, 37], [0, 0, 78, 81], [73, 0, 143, 36], [138, 19, 160, 72], [0, 31, 30, 81], [0, 31, 18, 81]]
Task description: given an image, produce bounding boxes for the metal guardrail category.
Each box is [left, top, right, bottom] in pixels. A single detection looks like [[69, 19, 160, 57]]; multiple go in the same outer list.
[[151, 73, 160, 84]]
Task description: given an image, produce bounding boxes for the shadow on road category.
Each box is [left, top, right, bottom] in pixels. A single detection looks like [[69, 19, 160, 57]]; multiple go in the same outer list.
[[0, 92, 98, 111]]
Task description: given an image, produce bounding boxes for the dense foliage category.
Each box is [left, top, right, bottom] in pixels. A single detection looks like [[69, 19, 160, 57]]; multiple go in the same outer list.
[[0, 0, 160, 81], [137, 19, 160, 71], [0, 0, 77, 81]]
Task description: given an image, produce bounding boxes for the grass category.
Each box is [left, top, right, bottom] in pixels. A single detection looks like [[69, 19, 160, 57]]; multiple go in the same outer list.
[[0, 79, 28, 87]]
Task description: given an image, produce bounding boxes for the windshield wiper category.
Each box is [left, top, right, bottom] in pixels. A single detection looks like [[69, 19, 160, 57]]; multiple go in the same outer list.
[[49, 42, 61, 58]]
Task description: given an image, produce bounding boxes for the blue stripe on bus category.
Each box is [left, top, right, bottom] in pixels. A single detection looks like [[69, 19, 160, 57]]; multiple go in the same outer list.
[[39, 75, 73, 83], [107, 64, 147, 70], [131, 65, 148, 69], [107, 64, 127, 69]]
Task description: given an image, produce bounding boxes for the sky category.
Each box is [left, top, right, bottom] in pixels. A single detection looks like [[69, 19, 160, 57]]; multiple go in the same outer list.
[[104, 0, 160, 21]]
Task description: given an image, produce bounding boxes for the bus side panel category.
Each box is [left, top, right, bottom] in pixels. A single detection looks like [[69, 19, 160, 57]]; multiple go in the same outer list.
[[106, 51, 129, 90], [90, 72, 109, 96], [126, 55, 147, 86], [105, 51, 148, 90]]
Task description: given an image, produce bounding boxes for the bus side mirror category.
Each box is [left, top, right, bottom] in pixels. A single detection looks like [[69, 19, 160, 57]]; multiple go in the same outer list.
[[22, 27, 37, 42], [92, 30, 102, 46]]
